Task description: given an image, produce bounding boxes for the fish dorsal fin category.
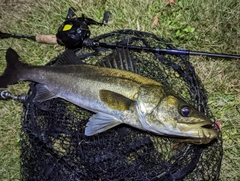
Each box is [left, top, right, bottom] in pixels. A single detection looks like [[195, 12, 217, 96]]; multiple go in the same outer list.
[[53, 49, 82, 65], [99, 89, 134, 111], [98, 48, 137, 72], [85, 112, 121, 136], [33, 83, 56, 102]]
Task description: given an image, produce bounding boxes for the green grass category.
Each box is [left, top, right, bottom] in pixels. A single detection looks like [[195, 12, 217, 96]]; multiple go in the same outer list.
[[0, 0, 239, 180]]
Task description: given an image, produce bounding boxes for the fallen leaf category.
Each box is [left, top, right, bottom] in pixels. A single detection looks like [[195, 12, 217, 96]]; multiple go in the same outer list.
[[151, 15, 158, 27], [215, 120, 221, 131], [166, 0, 176, 5]]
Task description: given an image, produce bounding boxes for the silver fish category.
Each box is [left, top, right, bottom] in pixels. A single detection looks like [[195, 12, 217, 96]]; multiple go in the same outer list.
[[0, 48, 218, 144]]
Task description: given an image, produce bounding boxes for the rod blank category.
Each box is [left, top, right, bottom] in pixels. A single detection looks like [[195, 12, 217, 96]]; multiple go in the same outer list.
[[97, 42, 240, 59]]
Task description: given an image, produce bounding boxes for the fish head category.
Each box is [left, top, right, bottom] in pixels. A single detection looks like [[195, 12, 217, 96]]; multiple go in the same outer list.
[[137, 86, 218, 144]]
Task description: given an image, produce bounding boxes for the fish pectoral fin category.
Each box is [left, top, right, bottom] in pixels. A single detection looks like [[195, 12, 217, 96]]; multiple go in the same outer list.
[[99, 89, 134, 111], [85, 112, 121, 136], [33, 83, 56, 102]]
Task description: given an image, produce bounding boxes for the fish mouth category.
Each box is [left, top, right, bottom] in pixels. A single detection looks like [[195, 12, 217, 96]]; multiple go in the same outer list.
[[179, 121, 215, 130], [199, 122, 219, 139], [178, 122, 218, 144], [201, 123, 214, 129], [179, 121, 218, 138]]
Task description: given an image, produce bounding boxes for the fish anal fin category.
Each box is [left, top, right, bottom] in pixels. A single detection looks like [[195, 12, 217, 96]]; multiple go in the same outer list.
[[85, 112, 121, 136], [33, 83, 56, 102], [99, 89, 134, 111]]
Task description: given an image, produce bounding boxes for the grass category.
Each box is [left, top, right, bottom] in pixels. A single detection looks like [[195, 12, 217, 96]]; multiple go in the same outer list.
[[0, 0, 239, 180]]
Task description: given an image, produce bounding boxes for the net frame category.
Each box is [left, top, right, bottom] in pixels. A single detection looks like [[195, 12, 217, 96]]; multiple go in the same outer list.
[[20, 30, 223, 181]]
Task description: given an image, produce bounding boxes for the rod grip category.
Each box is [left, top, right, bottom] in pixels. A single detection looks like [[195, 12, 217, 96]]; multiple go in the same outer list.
[[35, 34, 57, 44]]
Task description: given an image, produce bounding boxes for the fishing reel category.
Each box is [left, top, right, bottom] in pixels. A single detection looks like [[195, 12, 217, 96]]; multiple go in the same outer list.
[[56, 7, 110, 49]]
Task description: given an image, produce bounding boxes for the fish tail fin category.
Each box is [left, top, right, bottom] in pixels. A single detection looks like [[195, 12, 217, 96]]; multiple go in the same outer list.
[[0, 48, 29, 88]]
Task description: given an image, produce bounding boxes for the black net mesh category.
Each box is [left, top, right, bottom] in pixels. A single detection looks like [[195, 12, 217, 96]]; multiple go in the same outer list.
[[20, 30, 223, 181]]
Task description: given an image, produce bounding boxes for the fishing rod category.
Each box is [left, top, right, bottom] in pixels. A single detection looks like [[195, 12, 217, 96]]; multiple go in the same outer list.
[[1, 7, 240, 59], [83, 40, 240, 59], [2, 30, 240, 59]]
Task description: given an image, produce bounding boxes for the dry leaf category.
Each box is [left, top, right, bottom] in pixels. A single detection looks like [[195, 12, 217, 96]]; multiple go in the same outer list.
[[215, 120, 221, 131], [151, 15, 158, 27], [166, 0, 176, 5]]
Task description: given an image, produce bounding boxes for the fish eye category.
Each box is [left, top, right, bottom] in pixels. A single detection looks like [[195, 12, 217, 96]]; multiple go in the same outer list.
[[179, 106, 191, 117]]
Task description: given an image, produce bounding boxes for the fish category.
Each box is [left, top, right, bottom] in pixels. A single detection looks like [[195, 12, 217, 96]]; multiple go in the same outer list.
[[0, 48, 218, 144]]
